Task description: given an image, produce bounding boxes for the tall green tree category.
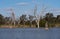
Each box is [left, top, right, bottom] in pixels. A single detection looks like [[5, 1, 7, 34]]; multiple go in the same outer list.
[[45, 13, 55, 27], [45, 13, 54, 23], [29, 15, 34, 27], [0, 14, 5, 25], [5, 17, 12, 25], [56, 15, 60, 23], [20, 14, 27, 26]]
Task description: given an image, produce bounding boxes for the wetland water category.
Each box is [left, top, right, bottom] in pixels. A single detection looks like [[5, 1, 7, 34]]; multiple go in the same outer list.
[[0, 28, 60, 39]]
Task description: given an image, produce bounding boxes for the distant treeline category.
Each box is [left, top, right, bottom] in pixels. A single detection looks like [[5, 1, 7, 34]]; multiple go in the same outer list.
[[0, 13, 60, 28]]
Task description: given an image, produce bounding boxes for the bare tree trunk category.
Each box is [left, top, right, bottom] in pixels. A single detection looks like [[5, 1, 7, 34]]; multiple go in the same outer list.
[[45, 21, 49, 30], [36, 19, 40, 28]]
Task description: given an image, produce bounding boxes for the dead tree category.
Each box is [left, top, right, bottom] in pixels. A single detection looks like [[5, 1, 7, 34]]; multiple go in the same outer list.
[[6, 8, 16, 26]]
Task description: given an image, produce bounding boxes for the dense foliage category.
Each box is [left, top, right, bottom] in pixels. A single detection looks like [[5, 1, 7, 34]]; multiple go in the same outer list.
[[0, 13, 60, 28]]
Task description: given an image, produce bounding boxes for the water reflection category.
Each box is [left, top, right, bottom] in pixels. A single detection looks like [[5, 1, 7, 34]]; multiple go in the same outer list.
[[0, 28, 60, 39]]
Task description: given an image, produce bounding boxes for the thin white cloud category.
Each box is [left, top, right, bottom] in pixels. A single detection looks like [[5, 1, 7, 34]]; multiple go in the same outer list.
[[16, 2, 29, 6], [32, 0, 35, 2]]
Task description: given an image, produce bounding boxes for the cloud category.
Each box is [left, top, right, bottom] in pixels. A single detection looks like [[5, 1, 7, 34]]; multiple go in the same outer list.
[[16, 2, 29, 6]]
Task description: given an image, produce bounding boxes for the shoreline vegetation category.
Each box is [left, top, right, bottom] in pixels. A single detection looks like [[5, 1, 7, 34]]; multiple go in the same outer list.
[[0, 13, 60, 28]]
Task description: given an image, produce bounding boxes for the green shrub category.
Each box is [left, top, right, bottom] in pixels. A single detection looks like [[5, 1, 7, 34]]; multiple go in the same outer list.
[[39, 20, 46, 27]]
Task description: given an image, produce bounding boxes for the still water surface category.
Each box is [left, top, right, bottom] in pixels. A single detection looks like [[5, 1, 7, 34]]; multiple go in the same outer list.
[[0, 28, 60, 39]]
